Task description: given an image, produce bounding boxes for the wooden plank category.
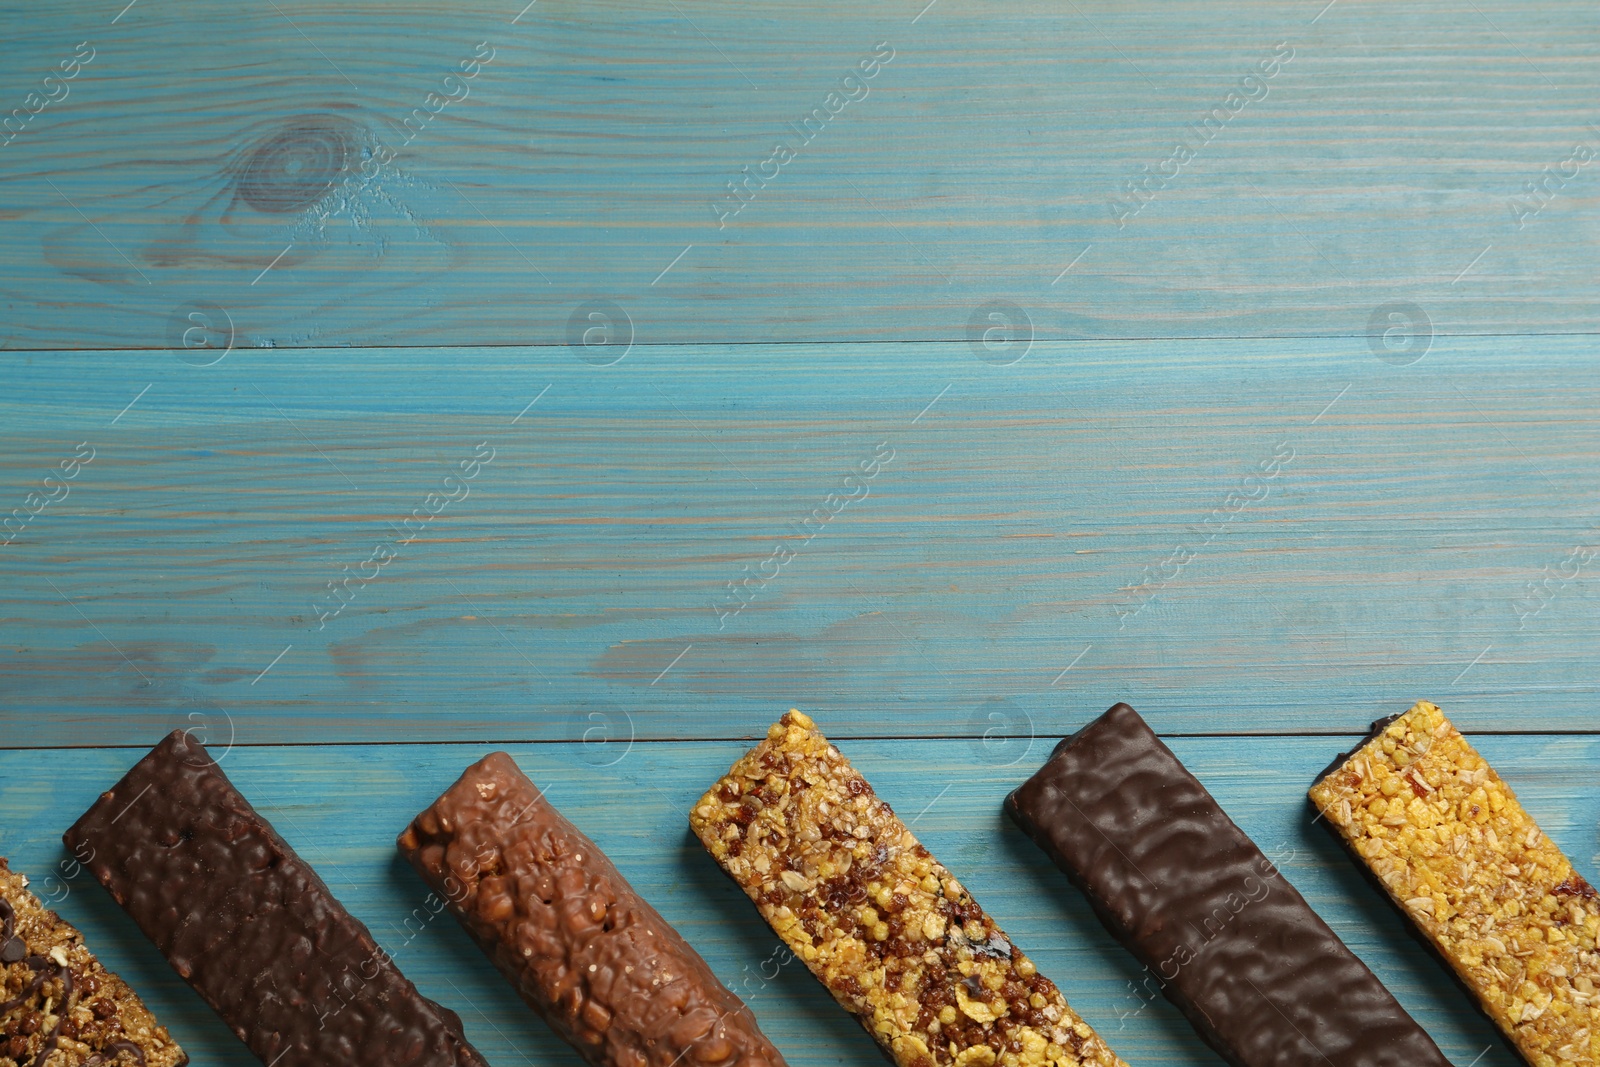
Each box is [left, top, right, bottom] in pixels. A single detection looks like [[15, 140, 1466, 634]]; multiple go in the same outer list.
[[1, 735, 1582, 1067], [1, 0, 1598, 349], [4, 338, 1598, 745]]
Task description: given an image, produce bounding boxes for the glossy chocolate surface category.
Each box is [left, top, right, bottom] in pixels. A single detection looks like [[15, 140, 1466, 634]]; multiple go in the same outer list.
[[400, 752, 788, 1067], [1006, 704, 1452, 1067]]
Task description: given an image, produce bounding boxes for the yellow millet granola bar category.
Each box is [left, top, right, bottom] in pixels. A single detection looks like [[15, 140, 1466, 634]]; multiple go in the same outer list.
[[689, 710, 1127, 1067], [1309, 700, 1600, 1067]]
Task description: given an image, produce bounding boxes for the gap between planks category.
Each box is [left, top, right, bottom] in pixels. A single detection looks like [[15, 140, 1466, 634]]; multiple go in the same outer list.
[[5, 728, 1596, 753], [8, 328, 1600, 356]]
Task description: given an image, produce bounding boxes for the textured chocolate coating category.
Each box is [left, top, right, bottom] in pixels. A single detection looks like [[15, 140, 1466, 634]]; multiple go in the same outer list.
[[63, 730, 489, 1067], [399, 752, 787, 1067], [1006, 703, 1453, 1067]]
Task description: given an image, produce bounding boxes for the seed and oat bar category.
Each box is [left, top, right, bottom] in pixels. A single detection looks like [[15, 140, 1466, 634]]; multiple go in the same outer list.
[[1008, 703, 1452, 1067], [0, 856, 186, 1067], [1309, 700, 1600, 1067], [64, 730, 490, 1067], [689, 710, 1128, 1067], [398, 751, 789, 1067]]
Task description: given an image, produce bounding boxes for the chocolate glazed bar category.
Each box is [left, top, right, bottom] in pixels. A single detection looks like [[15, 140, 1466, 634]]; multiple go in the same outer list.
[[1310, 701, 1600, 1067], [1006, 703, 1452, 1067], [1, 857, 186, 1067], [398, 752, 788, 1067], [690, 710, 1128, 1067], [63, 730, 489, 1067]]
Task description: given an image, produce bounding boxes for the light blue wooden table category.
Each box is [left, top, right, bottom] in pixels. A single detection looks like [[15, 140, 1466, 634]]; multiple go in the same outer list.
[[2, 1, 1597, 1065]]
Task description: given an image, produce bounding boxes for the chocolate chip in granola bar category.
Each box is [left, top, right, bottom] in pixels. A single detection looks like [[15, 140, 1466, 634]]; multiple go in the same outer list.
[[1553, 874, 1598, 901], [969, 934, 1012, 960]]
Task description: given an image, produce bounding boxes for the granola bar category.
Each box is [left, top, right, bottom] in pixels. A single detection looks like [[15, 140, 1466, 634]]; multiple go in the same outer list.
[[1309, 700, 1600, 1067], [1008, 702, 1451, 1067], [689, 710, 1127, 1067], [64, 730, 490, 1067], [398, 751, 789, 1067], [1, 856, 186, 1067]]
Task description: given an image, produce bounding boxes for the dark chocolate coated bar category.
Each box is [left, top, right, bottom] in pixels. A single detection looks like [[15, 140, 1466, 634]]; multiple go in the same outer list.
[[1006, 703, 1452, 1067], [63, 730, 489, 1067], [398, 752, 788, 1067]]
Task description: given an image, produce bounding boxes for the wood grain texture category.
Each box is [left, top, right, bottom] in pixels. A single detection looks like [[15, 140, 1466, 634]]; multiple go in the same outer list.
[[2, 735, 1589, 1067], [3, 339, 1598, 745], [4, 4, 1598, 1062], [2, 0, 1598, 349]]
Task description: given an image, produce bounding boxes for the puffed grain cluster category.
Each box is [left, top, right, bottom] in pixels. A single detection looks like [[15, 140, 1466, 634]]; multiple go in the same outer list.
[[0, 859, 186, 1067], [1310, 701, 1600, 1067], [399, 752, 787, 1067], [690, 711, 1127, 1067]]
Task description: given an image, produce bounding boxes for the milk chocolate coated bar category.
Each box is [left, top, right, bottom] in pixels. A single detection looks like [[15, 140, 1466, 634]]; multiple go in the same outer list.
[[1311, 701, 1600, 1067], [63, 730, 489, 1067], [0, 857, 186, 1067], [1006, 702, 1451, 1067], [398, 751, 788, 1067], [690, 710, 1127, 1067]]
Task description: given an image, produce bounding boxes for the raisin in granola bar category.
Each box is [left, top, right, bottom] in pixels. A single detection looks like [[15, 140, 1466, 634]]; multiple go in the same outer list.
[[689, 711, 1127, 1067], [1309, 701, 1600, 1067], [1, 857, 186, 1067]]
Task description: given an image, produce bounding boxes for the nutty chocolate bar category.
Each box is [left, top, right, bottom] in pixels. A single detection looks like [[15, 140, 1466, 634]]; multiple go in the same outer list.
[[689, 710, 1128, 1067], [1, 857, 186, 1067], [1310, 701, 1600, 1067], [1007, 702, 1452, 1067], [398, 751, 788, 1067], [63, 730, 490, 1067]]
